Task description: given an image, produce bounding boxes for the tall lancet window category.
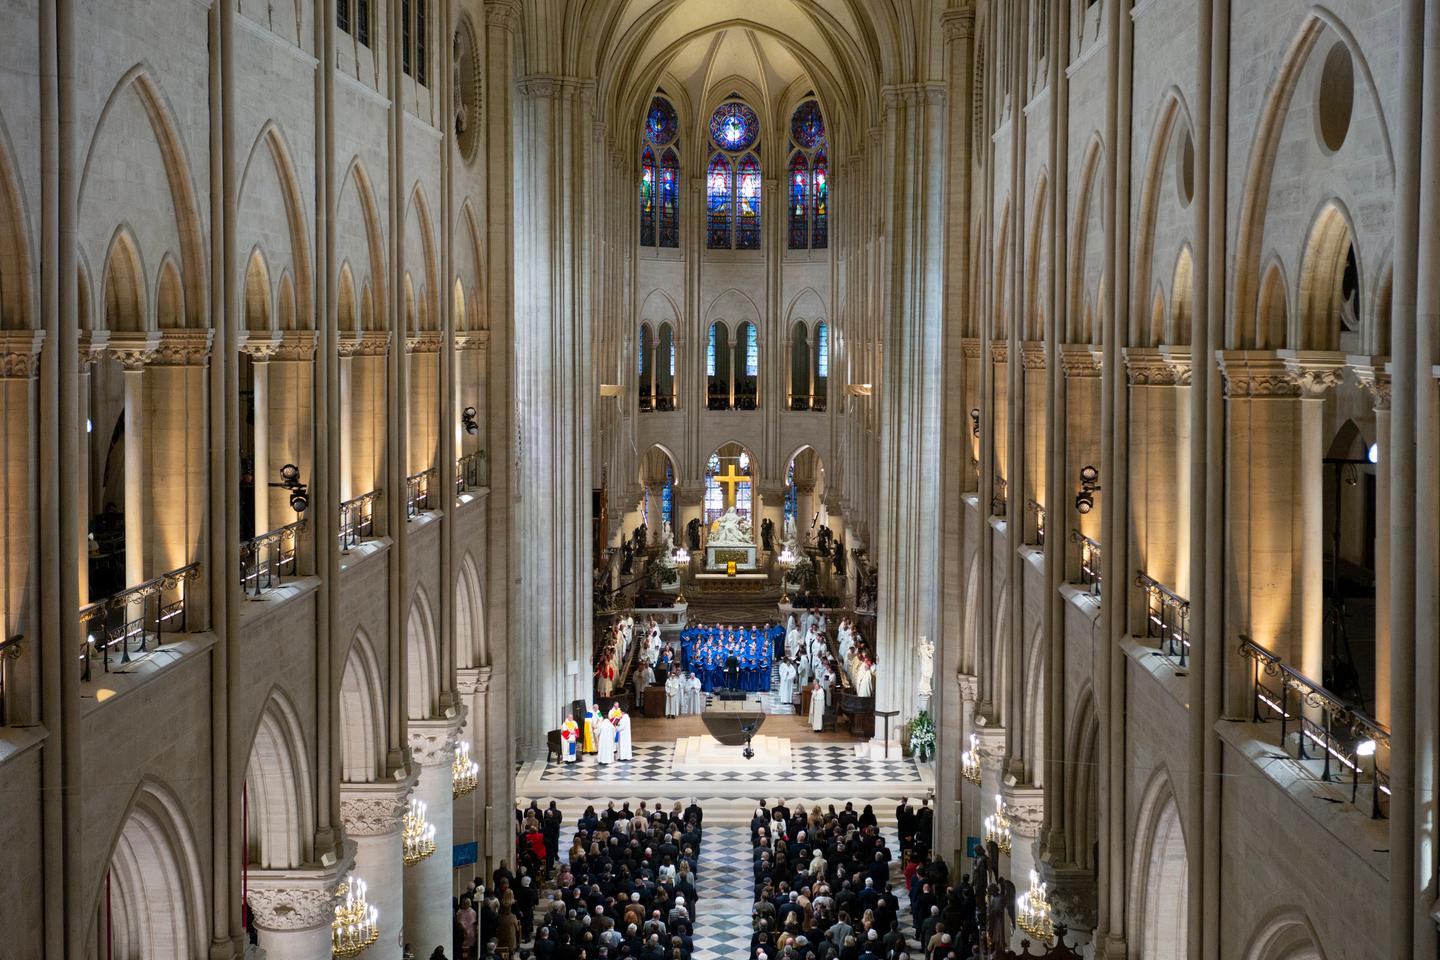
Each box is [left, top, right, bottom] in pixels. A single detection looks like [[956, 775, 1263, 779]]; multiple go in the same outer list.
[[787, 98, 829, 250], [641, 96, 680, 249], [706, 98, 762, 249]]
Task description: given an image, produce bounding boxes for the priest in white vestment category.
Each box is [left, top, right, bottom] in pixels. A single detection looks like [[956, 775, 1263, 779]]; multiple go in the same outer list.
[[686, 672, 704, 714], [809, 679, 825, 731], [616, 711, 633, 761], [664, 673, 682, 718], [855, 658, 875, 697], [785, 622, 801, 659], [777, 658, 797, 707], [597, 715, 616, 764], [796, 652, 812, 688], [640, 662, 656, 689]]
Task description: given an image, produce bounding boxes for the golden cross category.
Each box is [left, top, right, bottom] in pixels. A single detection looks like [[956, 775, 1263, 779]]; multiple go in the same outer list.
[[714, 462, 748, 508]]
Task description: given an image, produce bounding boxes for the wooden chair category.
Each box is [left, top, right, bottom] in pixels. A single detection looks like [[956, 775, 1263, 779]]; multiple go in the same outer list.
[[546, 729, 563, 764]]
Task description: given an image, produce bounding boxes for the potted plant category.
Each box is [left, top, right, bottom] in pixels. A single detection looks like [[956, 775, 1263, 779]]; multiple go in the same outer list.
[[908, 710, 936, 763]]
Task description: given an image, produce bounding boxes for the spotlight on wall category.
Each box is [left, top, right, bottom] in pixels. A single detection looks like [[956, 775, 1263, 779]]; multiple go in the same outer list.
[[1074, 464, 1101, 515], [270, 463, 310, 515], [970, 408, 981, 439], [461, 405, 479, 436]]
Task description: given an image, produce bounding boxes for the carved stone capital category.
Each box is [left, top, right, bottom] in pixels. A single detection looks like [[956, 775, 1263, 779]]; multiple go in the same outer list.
[[1058, 343, 1103, 379], [339, 332, 390, 358], [245, 857, 354, 932], [408, 713, 465, 767], [961, 337, 982, 361], [340, 770, 418, 837], [273, 331, 318, 362], [456, 329, 490, 350], [107, 332, 162, 370], [941, 5, 977, 42], [0, 330, 44, 379], [405, 333, 444, 355], [149, 329, 214, 367], [1348, 355, 1391, 410], [1020, 341, 1047, 370], [1218, 350, 1345, 398], [989, 340, 1008, 364], [484, 0, 521, 30], [79, 331, 110, 373], [974, 719, 1007, 772], [457, 664, 493, 696], [1123, 346, 1191, 386], [238, 332, 282, 361], [1001, 783, 1046, 838], [955, 672, 980, 702], [1280, 350, 1346, 398]]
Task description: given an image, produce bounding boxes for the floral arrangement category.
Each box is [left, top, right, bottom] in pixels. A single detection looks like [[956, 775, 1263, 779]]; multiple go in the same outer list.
[[649, 555, 679, 586], [789, 554, 816, 590], [909, 710, 936, 763]]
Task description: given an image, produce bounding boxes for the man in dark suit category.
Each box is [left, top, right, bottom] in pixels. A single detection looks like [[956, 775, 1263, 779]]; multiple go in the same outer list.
[[724, 654, 740, 690], [895, 797, 914, 850]]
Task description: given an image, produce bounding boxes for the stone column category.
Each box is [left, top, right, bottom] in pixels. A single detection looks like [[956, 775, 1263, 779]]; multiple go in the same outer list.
[[0, 332, 42, 722], [1218, 350, 1344, 683], [456, 666, 496, 871], [76, 332, 107, 604], [1059, 346, 1104, 571], [404, 716, 462, 954], [108, 333, 159, 587], [267, 333, 316, 528], [247, 853, 354, 960], [145, 329, 213, 577], [1123, 347, 1192, 603], [338, 347, 354, 502], [240, 334, 280, 535], [341, 773, 417, 958], [1351, 359, 1392, 724]]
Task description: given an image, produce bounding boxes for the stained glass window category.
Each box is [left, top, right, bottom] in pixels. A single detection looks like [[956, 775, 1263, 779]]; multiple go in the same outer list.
[[736, 154, 762, 250], [640, 147, 657, 247], [706, 323, 717, 376], [669, 336, 676, 376], [817, 322, 829, 378], [662, 464, 674, 524], [704, 473, 724, 521], [646, 97, 678, 146], [788, 152, 810, 249], [709, 101, 759, 151], [737, 479, 752, 516], [785, 460, 798, 521], [659, 150, 680, 248], [813, 150, 828, 249], [791, 99, 825, 149], [706, 154, 733, 249], [745, 323, 759, 376]]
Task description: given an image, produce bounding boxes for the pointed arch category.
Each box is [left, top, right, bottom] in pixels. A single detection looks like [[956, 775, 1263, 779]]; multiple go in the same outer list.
[[1244, 909, 1327, 960], [92, 778, 208, 960], [406, 586, 441, 721], [640, 144, 657, 246], [1295, 200, 1357, 350], [243, 247, 272, 332], [705, 153, 733, 248], [103, 227, 147, 333], [0, 115, 33, 329], [456, 552, 487, 669], [1131, 89, 1195, 346], [80, 67, 206, 327], [338, 157, 388, 330], [1065, 685, 1100, 870], [1025, 172, 1050, 341], [406, 184, 440, 331], [1168, 244, 1195, 346], [1020, 619, 1046, 785], [338, 261, 358, 332], [155, 255, 184, 330], [340, 628, 387, 783], [1068, 134, 1107, 342], [1127, 768, 1189, 960], [242, 688, 316, 869], [238, 121, 314, 330]]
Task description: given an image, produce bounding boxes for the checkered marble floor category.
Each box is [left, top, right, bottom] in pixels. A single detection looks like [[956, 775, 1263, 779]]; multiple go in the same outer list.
[[537, 743, 922, 785], [692, 825, 756, 960]]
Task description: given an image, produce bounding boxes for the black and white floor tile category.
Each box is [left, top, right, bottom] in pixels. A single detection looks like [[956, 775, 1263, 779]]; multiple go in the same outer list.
[[537, 742, 922, 785], [691, 825, 756, 960]]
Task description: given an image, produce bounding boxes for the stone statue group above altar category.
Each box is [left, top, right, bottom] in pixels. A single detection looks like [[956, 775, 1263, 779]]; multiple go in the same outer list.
[[709, 507, 753, 546]]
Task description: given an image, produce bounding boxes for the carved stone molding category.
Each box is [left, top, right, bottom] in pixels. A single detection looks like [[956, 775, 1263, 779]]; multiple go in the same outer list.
[[107, 332, 162, 370], [974, 719, 1007, 771], [989, 340, 1008, 364], [1042, 863, 1099, 932], [1348, 355, 1392, 411], [246, 857, 354, 931], [1123, 346, 1191, 386], [0, 330, 44, 379], [483, 0, 521, 30], [238, 332, 282, 361], [961, 337, 982, 361], [456, 330, 490, 350], [1002, 783, 1045, 838], [340, 771, 417, 837], [955, 672, 980, 703], [149, 329, 214, 367], [273, 331, 318, 362], [1058, 343, 1103, 379], [339, 332, 390, 358], [941, 5, 977, 42], [1020, 342, 1047, 370], [457, 665, 493, 696], [1218, 350, 1345, 398], [408, 713, 465, 767], [405, 333, 444, 355]]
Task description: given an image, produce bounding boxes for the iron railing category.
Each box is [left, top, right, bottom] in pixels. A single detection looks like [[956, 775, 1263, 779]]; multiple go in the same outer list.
[[240, 520, 305, 596], [1136, 572, 1189, 668], [339, 491, 378, 551], [78, 564, 200, 681], [1071, 531, 1102, 597], [406, 469, 436, 518], [0, 633, 19, 725], [1025, 499, 1046, 546], [991, 477, 1008, 517], [1239, 637, 1389, 818], [455, 452, 482, 494]]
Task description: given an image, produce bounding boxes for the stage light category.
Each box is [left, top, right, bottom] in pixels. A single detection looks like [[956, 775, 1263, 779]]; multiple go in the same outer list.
[[462, 406, 479, 436]]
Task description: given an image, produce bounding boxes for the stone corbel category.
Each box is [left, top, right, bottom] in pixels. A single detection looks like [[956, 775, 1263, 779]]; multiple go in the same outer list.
[[456, 664, 493, 696], [1058, 343, 1103, 379], [107, 331, 163, 370], [149, 328, 214, 367], [340, 768, 419, 838], [246, 847, 356, 933], [1001, 782, 1045, 839], [1348, 355, 1391, 411], [973, 716, 1007, 773], [0, 330, 45, 380], [408, 712, 466, 767]]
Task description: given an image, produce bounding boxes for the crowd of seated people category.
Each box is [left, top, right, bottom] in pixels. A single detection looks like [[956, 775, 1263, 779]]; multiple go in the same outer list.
[[475, 800, 707, 960], [746, 797, 988, 960]]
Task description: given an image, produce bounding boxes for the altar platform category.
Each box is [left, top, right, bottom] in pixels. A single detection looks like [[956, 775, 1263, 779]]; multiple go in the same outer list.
[[673, 734, 792, 773], [705, 543, 758, 570]]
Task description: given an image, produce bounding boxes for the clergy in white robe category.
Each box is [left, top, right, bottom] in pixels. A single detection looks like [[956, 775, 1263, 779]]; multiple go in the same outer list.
[[777, 659, 797, 706], [809, 680, 825, 731], [640, 662, 656, 689], [664, 674, 682, 718], [686, 673, 704, 714], [801, 611, 815, 636], [838, 629, 854, 671], [616, 711, 633, 760], [597, 717, 617, 764], [785, 624, 801, 659], [855, 659, 875, 697]]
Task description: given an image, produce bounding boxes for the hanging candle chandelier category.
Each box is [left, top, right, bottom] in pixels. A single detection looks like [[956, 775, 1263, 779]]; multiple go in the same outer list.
[[402, 797, 437, 865], [961, 732, 983, 785], [1016, 869, 1055, 942], [452, 741, 479, 798], [331, 874, 379, 958], [982, 793, 1012, 855]]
